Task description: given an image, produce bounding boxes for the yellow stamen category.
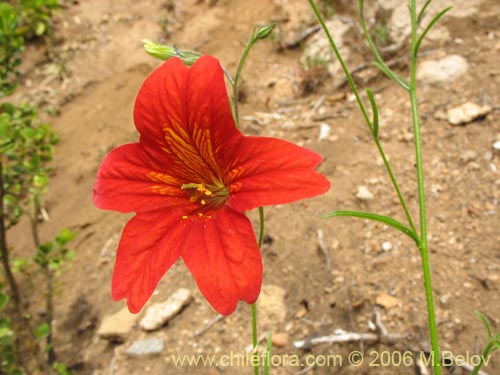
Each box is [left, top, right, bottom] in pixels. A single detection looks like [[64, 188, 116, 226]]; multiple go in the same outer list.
[[200, 199, 206, 205]]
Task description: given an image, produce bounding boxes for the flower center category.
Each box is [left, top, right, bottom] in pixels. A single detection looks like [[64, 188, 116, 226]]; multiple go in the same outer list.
[[181, 182, 229, 218]]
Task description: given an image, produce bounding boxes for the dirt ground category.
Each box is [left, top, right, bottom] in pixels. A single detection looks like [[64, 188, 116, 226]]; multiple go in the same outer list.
[[6, 0, 500, 374]]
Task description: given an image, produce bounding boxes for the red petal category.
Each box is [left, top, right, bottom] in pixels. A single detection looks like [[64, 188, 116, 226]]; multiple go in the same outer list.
[[93, 143, 186, 213], [133, 56, 241, 183], [181, 207, 262, 315], [225, 136, 331, 211], [112, 210, 190, 313]]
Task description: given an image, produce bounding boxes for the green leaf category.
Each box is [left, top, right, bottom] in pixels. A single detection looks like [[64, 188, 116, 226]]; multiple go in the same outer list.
[[0, 326, 16, 346], [323, 210, 420, 245], [55, 228, 76, 245], [0, 292, 9, 311], [414, 7, 453, 56], [35, 323, 50, 339], [476, 311, 493, 339], [358, 0, 410, 91], [264, 330, 273, 375], [366, 89, 379, 138], [417, 0, 433, 25]]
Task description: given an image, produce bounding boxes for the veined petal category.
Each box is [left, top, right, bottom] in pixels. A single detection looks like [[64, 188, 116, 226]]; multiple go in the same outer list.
[[112, 210, 191, 313], [225, 136, 331, 211], [134, 56, 241, 183], [93, 143, 186, 213], [181, 207, 262, 315]]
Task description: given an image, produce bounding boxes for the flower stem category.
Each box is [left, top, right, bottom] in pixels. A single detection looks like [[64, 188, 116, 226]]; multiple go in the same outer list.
[[251, 207, 265, 375], [232, 33, 255, 129], [409, 1, 441, 373], [308, 0, 416, 234], [251, 303, 259, 375]]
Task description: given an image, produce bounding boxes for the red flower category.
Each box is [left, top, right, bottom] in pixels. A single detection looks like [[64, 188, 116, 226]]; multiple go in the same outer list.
[[93, 55, 330, 315]]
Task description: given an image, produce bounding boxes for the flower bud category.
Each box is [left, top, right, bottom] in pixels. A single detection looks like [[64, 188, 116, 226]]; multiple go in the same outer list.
[[142, 39, 200, 66], [253, 24, 276, 41]]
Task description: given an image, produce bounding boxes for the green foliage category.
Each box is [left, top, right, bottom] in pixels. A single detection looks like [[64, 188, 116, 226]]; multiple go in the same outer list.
[[0, 2, 25, 97], [52, 362, 72, 375], [0, 0, 59, 97], [34, 228, 76, 274], [0, 102, 59, 228], [472, 312, 500, 375], [0, 287, 22, 375], [13, 0, 60, 38]]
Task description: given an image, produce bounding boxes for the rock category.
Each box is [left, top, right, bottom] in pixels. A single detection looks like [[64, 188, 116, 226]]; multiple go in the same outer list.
[[447, 102, 492, 125], [492, 141, 500, 151], [140, 288, 192, 331], [356, 185, 374, 201], [417, 55, 469, 83], [318, 123, 331, 142], [381, 241, 392, 251], [375, 293, 401, 309], [256, 284, 287, 327], [126, 337, 165, 357], [301, 18, 352, 78], [383, 1, 480, 43], [271, 332, 289, 348], [97, 306, 139, 342]]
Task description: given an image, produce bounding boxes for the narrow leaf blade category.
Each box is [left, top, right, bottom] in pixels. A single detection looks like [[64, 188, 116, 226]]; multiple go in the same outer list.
[[324, 210, 420, 245]]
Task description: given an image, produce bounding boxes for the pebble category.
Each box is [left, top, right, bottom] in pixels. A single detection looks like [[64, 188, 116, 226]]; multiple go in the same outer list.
[[381, 241, 393, 251], [126, 337, 165, 357], [375, 293, 401, 309], [140, 288, 192, 331], [493, 141, 500, 151], [356, 185, 374, 201], [271, 332, 289, 348], [446, 102, 492, 125], [318, 123, 331, 142], [97, 306, 139, 342], [417, 55, 469, 83]]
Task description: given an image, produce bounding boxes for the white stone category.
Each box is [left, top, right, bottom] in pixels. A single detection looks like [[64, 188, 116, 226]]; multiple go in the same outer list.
[[318, 123, 331, 142], [356, 185, 374, 201], [97, 306, 139, 341], [126, 337, 165, 357], [492, 141, 500, 151], [301, 18, 352, 77], [140, 288, 192, 331], [447, 102, 492, 125], [382, 241, 393, 251], [417, 55, 469, 83]]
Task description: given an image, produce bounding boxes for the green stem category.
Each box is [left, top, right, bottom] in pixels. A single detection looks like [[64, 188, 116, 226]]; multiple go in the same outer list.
[[0, 160, 21, 307], [232, 34, 255, 129], [409, 1, 441, 374], [251, 303, 259, 375], [251, 207, 265, 375], [308, 0, 416, 234], [471, 341, 493, 375], [30, 196, 56, 365]]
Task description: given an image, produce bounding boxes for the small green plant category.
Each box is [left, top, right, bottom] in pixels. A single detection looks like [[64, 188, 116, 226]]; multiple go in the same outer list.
[[0, 3, 25, 97], [12, 0, 60, 38], [0, 1, 74, 372]]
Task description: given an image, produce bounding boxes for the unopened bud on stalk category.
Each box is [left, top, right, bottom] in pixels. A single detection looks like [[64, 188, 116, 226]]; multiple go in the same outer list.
[[253, 24, 276, 41], [142, 39, 200, 66]]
